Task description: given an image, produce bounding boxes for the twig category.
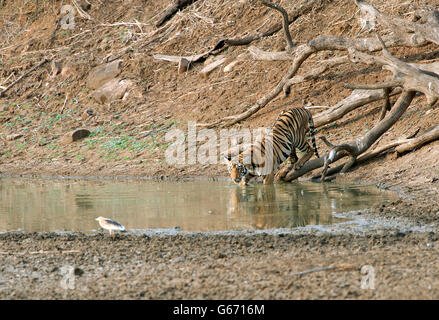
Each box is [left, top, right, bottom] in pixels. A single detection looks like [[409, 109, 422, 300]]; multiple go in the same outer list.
[[98, 22, 152, 27], [0, 72, 14, 86], [0, 249, 81, 255], [60, 95, 69, 114], [287, 264, 357, 276]]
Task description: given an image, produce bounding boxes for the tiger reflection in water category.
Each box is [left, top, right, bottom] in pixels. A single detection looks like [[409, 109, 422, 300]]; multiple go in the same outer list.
[[227, 183, 340, 230]]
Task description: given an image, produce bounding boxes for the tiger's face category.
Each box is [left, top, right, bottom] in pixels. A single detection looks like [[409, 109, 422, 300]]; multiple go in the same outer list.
[[228, 162, 249, 185]]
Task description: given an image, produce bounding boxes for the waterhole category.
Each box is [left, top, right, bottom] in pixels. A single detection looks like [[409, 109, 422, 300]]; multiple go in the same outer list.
[[0, 177, 399, 232]]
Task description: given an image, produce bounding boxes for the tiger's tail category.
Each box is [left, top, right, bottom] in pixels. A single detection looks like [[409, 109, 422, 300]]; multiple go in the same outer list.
[[308, 114, 320, 159]]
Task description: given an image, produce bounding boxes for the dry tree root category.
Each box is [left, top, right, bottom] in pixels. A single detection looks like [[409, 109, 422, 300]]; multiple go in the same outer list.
[[313, 87, 402, 128], [260, 0, 294, 50], [199, 12, 430, 128], [395, 125, 439, 155], [275, 0, 439, 182], [312, 125, 439, 181], [210, 0, 329, 50], [283, 30, 439, 182], [155, 0, 200, 27], [315, 128, 420, 181]]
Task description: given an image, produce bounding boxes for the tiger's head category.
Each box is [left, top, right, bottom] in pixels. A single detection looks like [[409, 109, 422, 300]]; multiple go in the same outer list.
[[225, 153, 254, 186]]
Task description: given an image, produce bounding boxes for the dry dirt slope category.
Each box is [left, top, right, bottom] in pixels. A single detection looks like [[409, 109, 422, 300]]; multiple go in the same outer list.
[[0, 0, 438, 182]]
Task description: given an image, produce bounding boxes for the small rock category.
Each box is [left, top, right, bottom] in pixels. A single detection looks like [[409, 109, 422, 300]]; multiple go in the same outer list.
[[178, 58, 190, 73], [51, 60, 62, 77], [61, 128, 90, 145], [74, 267, 84, 276], [81, 109, 95, 120], [214, 252, 226, 259], [386, 152, 398, 160], [94, 78, 133, 104], [173, 257, 186, 263], [60, 63, 74, 78], [86, 60, 123, 90]]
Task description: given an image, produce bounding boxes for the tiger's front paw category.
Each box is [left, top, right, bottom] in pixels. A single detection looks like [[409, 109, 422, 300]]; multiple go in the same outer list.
[[276, 168, 289, 180]]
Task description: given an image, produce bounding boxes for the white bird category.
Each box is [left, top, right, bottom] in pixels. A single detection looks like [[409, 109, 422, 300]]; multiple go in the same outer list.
[[95, 217, 126, 237]]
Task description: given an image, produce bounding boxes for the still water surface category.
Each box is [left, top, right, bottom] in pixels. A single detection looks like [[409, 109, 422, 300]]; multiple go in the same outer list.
[[0, 178, 398, 232]]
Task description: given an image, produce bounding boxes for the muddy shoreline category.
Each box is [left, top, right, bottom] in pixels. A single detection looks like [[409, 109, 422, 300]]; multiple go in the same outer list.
[[1, 228, 438, 299]]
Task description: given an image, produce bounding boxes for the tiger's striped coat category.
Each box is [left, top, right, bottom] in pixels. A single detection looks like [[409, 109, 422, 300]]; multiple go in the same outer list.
[[225, 107, 320, 185]]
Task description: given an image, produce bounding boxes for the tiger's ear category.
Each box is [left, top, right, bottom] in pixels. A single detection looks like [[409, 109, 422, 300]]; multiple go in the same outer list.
[[223, 151, 233, 165]]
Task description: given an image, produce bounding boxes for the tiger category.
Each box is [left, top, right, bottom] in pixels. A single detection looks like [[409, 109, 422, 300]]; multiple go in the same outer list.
[[225, 107, 320, 185]]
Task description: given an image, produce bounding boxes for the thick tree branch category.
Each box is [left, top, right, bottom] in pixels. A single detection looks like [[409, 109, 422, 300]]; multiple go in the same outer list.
[[284, 56, 348, 96], [198, 44, 316, 128], [156, 0, 199, 27], [313, 87, 402, 128], [260, 0, 294, 50], [355, 0, 439, 45], [396, 125, 439, 155], [311, 125, 439, 180], [211, 0, 329, 50]]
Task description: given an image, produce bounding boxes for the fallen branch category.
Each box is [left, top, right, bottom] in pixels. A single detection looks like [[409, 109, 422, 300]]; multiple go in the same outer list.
[[248, 45, 294, 61], [313, 87, 402, 128], [156, 0, 199, 27], [200, 56, 228, 78], [315, 128, 421, 180], [355, 0, 439, 45], [153, 52, 208, 63], [260, 0, 294, 50], [396, 124, 439, 155]]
